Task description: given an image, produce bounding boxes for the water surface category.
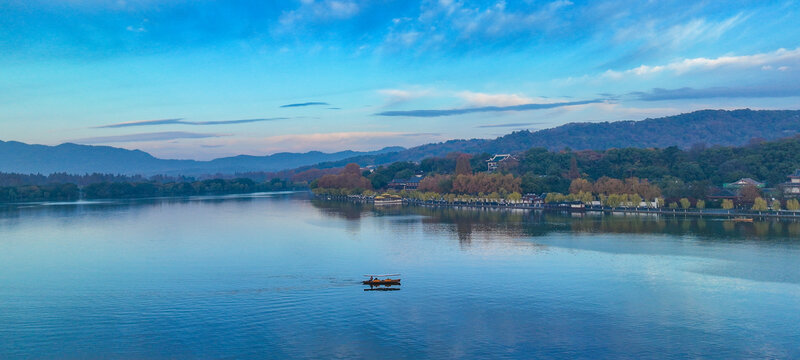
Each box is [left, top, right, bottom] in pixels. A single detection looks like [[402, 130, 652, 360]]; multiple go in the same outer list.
[[1, 192, 799, 359]]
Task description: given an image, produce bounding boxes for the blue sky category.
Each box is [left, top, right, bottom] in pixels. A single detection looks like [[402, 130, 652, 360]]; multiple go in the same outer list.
[[1, 0, 799, 160]]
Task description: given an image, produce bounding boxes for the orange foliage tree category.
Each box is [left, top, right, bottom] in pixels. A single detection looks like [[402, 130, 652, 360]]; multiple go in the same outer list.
[[316, 163, 372, 190], [451, 173, 521, 195]]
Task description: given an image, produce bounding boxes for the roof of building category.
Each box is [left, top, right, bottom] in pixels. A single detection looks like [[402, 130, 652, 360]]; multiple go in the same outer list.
[[487, 154, 513, 162], [708, 188, 737, 198], [723, 178, 765, 188], [389, 176, 423, 184]]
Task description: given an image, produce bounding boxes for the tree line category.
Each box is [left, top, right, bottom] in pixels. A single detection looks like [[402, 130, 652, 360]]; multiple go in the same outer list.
[[0, 178, 302, 203], [310, 136, 800, 207]]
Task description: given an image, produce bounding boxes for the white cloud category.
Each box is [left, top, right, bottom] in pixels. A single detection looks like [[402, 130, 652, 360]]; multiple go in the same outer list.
[[456, 91, 540, 107], [380, 0, 572, 52], [603, 47, 800, 78], [614, 13, 747, 53], [377, 88, 435, 105], [278, 0, 360, 31]]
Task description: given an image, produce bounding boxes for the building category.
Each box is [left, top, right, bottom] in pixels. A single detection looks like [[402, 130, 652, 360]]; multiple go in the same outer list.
[[387, 175, 423, 190], [707, 187, 739, 201], [486, 154, 517, 172], [723, 178, 765, 190], [522, 193, 544, 205], [782, 169, 800, 197]]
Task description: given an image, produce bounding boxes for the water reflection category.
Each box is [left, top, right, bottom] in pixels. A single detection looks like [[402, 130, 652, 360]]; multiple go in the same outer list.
[[2, 193, 800, 359], [308, 201, 800, 244]]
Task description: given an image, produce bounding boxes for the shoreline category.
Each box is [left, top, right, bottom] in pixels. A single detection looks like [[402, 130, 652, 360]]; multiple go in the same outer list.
[[319, 194, 800, 220]]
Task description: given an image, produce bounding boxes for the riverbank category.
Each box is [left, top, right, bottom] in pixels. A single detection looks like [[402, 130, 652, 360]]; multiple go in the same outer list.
[[320, 194, 800, 220]]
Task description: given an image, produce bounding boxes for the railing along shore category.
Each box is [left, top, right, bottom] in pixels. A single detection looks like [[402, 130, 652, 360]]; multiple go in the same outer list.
[[317, 194, 800, 219]]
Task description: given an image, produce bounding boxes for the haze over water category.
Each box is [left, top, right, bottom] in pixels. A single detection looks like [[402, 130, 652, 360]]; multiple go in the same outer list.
[[1, 192, 799, 359]]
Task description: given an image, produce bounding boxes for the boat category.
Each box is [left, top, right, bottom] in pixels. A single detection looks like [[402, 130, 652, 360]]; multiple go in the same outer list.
[[733, 217, 754, 223], [362, 274, 401, 285]]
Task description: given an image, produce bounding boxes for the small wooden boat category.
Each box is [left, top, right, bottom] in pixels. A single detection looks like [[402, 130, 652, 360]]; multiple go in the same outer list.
[[733, 217, 754, 223], [362, 274, 401, 285]]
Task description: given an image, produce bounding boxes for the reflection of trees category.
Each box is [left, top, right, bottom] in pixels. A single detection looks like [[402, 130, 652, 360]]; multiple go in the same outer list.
[[416, 207, 528, 247], [310, 199, 370, 221], [308, 200, 800, 243]]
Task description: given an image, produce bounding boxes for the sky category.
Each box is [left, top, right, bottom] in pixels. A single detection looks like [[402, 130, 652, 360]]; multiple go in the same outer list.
[[1, 0, 799, 160]]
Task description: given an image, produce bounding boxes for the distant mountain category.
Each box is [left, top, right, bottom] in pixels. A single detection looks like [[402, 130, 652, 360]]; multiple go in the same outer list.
[[298, 109, 800, 170], [0, 140, 403, 175], [3, 109, 799, 176]]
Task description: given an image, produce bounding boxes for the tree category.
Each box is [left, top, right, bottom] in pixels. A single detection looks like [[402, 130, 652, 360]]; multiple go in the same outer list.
[[545, 192, 566, 203], [605, 194, 622, 208], [507, 192, 522, 201], [455, 154, 473, 175], [752, 197, 768, 211], [593, 176, 624, 195], [739, 184, 761, 204], [569, 178, 593, 194], [568, 157, 580, 179], [669, 202, 678, 209], [787, 199, 800, 211], [696, 200, 705, 209], [578, 191, 593, 204], [629, 194, 642, 207], [772, 199, 782, 211], [722, 199, 734, 210], [680, 198, 691, 209]]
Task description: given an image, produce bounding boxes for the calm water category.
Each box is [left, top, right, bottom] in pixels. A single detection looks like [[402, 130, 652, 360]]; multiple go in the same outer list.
[[1, 192, 799, 359]]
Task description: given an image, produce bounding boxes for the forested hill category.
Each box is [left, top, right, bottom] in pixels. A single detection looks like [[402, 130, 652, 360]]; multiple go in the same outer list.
[[301, 109, 800, 170], [496, 109, 800, 151], [409, 109, 800, 156]]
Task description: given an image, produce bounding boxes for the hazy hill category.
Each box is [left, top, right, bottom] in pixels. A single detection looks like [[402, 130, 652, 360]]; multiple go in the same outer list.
[[0, 140, 403, 175], [2, 109, 799, 176]]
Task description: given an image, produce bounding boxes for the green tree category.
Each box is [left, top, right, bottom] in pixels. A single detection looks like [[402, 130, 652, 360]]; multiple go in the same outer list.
[[721, 199, 734, 210], [629, 194, 642, 207], [545, 192, 566, 203], [605, 194, 622, 208], [669, 202, 678, 209], [696, 200, 705, 209], [680, 198, 691, 209], [787, 199, 800, 211], [771, 199, 782, 211], [507, 192, 522, 201], [752, 197, 768, 211]]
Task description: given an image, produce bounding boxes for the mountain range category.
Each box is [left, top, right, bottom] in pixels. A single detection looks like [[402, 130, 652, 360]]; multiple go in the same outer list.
[[0, 141, 403, 175], [2, 109, 800, 176]]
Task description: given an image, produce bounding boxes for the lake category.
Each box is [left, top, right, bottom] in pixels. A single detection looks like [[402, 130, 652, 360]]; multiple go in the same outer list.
[[1, 192, 799, 359]]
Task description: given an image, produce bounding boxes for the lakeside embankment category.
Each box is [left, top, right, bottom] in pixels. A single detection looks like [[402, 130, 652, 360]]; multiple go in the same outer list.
[[320, 194, 800, 220]]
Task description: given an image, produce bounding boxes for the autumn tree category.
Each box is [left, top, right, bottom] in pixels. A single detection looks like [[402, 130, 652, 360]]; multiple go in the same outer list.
[[771, 199, 782, 211], [418, 174, 453, 193], [567, 157, 580, 179], [787, 199, 800, 211], [316, 163, 372, 191], [739, 184, 761, 204], [569, 178, 593, 194], [593, 176, 625, 195], [455, 154, 473, 175]]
